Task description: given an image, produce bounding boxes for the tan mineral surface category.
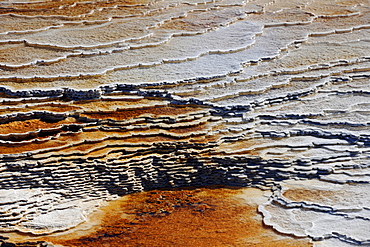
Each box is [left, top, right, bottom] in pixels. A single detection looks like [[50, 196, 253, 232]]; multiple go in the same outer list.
[[1, 0, 370, 246]]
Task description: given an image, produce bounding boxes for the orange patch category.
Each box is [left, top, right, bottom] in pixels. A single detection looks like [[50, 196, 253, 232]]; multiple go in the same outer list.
[[81, 106, 204, 120], [49, 187, 312, 247], [0, 132, 81, 154], [0, 118, 75, 134]]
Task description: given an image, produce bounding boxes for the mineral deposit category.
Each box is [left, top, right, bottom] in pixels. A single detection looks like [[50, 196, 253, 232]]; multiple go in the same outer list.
[[0, 0, 370, 246]]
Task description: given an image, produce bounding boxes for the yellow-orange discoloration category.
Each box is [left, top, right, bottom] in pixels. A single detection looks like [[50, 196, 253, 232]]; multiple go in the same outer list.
[[46, 187, 312, 247], [283, 189, 340, 203], [33, 105, 81, 113], [0, 118, 76, 134], [168, 124, 206, 134], [0, 132, 81, 154], [216, 139, 264, 156], [81, 106, 205, 120]]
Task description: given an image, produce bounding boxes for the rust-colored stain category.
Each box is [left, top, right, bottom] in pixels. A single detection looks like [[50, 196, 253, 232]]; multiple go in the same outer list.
[[0, 132, 81, 154], [49, 187, 312, 247], [73, 98, 156, 110], [27, 104, 81, 113], [0, 118, 75, 134], [168, 124, 206, 134], [81, 106, 205, 120]]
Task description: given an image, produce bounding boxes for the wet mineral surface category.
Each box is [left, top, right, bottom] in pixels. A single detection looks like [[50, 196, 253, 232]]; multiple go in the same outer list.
[[0, 0, 370, 246]]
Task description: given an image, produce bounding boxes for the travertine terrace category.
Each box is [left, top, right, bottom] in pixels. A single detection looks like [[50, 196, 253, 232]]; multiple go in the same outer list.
[[0, 0, 370, 246]]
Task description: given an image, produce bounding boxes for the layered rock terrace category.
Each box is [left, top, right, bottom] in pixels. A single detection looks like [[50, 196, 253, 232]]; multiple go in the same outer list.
[[1, 0, 370, 245]]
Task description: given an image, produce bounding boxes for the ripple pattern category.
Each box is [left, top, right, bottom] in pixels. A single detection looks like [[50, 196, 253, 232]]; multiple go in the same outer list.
[[1, 0, 370, 245]]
